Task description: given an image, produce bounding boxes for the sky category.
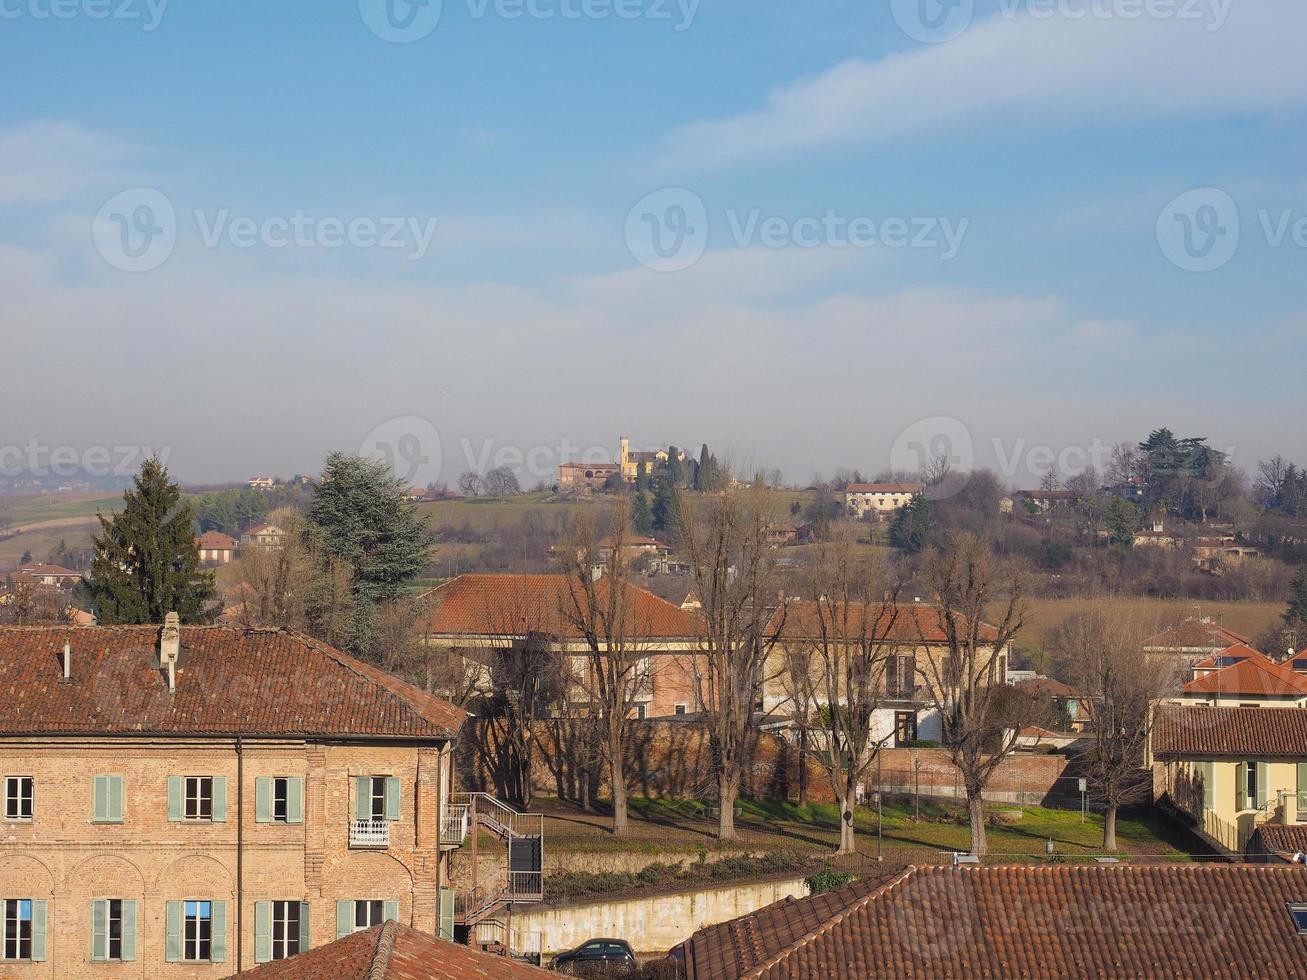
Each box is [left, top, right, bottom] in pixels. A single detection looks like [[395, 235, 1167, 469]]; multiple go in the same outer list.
[[2, 0, 1305, 490]]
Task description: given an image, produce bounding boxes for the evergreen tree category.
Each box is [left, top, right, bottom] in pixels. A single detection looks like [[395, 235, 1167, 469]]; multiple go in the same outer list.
[[308, 453, 432, 656], [632, 489, 654, 535], [651, 481, 676, 532], [696, 445, 711, 490], [666, 447, 684, 488], [1106, 497, 1140, 548], [889, 494, 934, 554], [88, 457, 215, 624], [1285, 568, 1307, 627]]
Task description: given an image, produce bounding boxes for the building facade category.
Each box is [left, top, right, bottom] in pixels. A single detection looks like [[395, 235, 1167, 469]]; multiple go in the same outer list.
[[843, 484, 923, 519]]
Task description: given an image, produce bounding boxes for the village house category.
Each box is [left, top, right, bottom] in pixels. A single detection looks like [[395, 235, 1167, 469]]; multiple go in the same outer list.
[[1012, 488, 1079, 513], [240, 524, 287, 549], [557, 438, 685, 490], [246, 478, 275, 490], [1142, 617, 1250, 668], [195, 531, 238, 566], [843, 483, 923, 520], [1174, 645, 1307, 708], [556, 462, 620, 491], [1133, 520, 1183, 549], [15, 562, 82, 590], [0, 617, 480, 976]]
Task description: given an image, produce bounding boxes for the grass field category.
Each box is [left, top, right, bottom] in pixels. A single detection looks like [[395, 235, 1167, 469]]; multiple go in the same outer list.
[[1021, 597, 1281, 647], [0, 492, 120, 568]]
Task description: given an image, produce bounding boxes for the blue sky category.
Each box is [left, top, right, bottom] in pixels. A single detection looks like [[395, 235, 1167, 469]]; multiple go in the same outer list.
[[2, 0, 1304, 487]]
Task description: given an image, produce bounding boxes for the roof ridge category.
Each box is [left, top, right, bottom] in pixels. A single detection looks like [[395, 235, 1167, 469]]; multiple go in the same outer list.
[[741, 866, 917, 979], [367, 920, 399, 980]]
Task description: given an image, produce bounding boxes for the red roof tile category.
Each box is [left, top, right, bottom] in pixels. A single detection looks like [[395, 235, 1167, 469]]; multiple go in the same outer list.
[[0, 625, 465, 739], [196, 531, 239, 550], [1152, 704, 1307, 758], [424, 574, 704, 640], [1183, 653, 1307, 698], [684, 864, 1307, 979], [1144, 619, 1249, 651], [238, 921, 551, 979], [1192, 642, 1264, 670], [768, 601, 999, 644], [845, 483, 923, 494]]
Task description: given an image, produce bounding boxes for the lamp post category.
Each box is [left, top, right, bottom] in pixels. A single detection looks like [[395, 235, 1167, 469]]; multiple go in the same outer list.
[[873, 791, 883, 862], [913, 756, 922, 821]]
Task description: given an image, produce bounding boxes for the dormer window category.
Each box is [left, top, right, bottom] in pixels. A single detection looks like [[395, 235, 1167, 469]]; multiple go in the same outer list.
[[1287, 903, 1307, 935]]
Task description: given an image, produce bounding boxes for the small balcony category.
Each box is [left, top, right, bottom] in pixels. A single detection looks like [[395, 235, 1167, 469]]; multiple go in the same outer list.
[[441, 804, 470, 846], [349, 818, 390, 848]]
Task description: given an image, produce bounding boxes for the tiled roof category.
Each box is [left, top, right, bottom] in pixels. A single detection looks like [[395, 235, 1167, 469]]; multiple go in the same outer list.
[[768, 601, 1000, 644], [684, 864, 1307, 979], [196, 531, 239, 550], [1152, 704, 1307, 758], [17, 562, 81, 577], [1252, 824, 1307, 856], [1192, 642, 1263, 670], [0, 625, 465, 739], [1183, 653, 1307, 698], [1014, 677, 1078, 699], [423, 574, 704, 640], [845, 483, 923, 494], [237, 921, 551, 978], [1144, 619, 1249, 651]]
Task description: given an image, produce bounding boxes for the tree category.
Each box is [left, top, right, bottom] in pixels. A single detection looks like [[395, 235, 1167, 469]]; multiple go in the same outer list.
[[0, 575, 68, 625], [800, 534, 904, 853], [483, 466, 521, 497], [889, 494, 934, 554], [457, 471, 483, 497], [631, 489, 654, 535], [918, 532, 1029, 857], [308, 453, 432, 657], [1106, 497, 1140, 548], [1051, 606, 1176, 850], [87, 457, 215, 624], [677, 488, 782, 841], [1285, 568, 1307, 628], [666, 446, 684, 488], [651, 481, 676, 532]]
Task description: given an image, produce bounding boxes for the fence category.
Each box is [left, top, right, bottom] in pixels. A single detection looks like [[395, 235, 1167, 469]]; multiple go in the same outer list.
[[865, 766, 1084, 809]]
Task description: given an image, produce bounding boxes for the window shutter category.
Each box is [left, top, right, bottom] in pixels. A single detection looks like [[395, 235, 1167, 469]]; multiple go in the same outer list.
[[31, 899, 47, 962], [121, 900, 136, 961], [1257, 762, 1269, 809], [299, 902, 311, 952], [385, 777, 401, 822], [1297, 762, 1307, 812], [92, 776, 107, 822], [439, 888, 455, 941], [1235, 762, 1247, 811], [1200, 762, 1214, 810], [165, 900, 182, 962], [255, 778, 272, 823], [91, 899, 107, 961], [288, 777, 304, 824], [212, 777, 228, 822], [109, 775, 123, 822], [383, 900, 399, 924], [167, 776, 182, 822], [211, 901, 227, 962], [354, 777, 370, 821], [336, 901, 353, 940], [254, 901, 271, 963]]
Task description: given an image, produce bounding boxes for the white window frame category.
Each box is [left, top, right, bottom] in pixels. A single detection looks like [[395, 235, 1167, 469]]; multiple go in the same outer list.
[[3, 899, 33, 961], [353, 900, 384, 933], [272, 778, 289, 823], [183, 900, 212, 962], [184, 777, 213, 821], [106, 898, 124, 961], [270, 901, 300, 961], [3, 777, 32, 821]]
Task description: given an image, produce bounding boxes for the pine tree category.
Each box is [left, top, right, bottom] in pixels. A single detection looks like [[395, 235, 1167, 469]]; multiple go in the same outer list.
[[88, 458, 215, 624], [1285, 568, 1307, 627], [697, 445, 711, 490], [666, 447, 684, 488], [889, 494, 934, 555], [652, 481, 676, 532], [632, 489, 654, 535]]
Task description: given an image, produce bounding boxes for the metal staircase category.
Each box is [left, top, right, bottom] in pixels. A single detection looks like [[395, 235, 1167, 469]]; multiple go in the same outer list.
[[452, 792, 544, 930]]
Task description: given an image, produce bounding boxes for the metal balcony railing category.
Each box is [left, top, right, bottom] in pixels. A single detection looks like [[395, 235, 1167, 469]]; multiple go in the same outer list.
[[349, 818, 390, 848], [454, 792, 545, 844], [441, 803, 470, 845]]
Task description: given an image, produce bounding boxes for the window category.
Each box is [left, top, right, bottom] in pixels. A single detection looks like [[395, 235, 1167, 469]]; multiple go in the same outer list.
[[3, 778, 31, 821], [92, 898, 134, 962], [368, 777, 387, 821], [674, 703, 687, 716], [895, 711, 918, 746], [273, 778, 289, 823], [183, 901, 212, 962], [185, 777, 213, 821], [3, 900, 32, 960], [635, 703, 647, 720], [354, 900, 384, 932], [92, 775, 125, 823], [1246, 762, 1258, 811], [270, 902, 300, 960], [1288, 904, 1307, 935]]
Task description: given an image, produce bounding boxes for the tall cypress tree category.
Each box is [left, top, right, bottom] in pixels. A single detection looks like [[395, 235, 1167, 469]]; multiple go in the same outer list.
[[88, 458, 215, 624], [1286, 567, 1307, 627], [632, 489, 654, 535]]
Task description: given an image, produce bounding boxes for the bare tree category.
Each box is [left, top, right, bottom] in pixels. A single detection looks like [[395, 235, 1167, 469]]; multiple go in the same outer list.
[[1051, 605, 1176, 850], [676, 488, 783, 841], [1106, 442, 1141, 488], [799, 533, 904, 853], [919, 531, 1029, 857], [0, 575, 68, 625]]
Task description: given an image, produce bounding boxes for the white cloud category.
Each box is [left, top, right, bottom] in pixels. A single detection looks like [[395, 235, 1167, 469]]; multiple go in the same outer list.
[[0, 122, 138, 205], [657, 1, 1307, 170]]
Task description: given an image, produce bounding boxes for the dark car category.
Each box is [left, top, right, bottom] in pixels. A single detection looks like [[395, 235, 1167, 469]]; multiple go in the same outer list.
[[551, 938, 638, 976]]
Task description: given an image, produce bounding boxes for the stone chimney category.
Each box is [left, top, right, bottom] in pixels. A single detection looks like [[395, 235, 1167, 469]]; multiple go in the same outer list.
[[62, 639, 71, 680], [160, 612, 181, 692]]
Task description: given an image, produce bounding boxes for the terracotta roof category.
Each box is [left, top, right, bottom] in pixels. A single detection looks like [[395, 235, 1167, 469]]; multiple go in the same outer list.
[[237, 921, 551, 979], [1144, 619, 1249, 652], [0, 625, 465, 739], [1152, 704, 1307, 758], [845, 483, 923, 494], [423, 574, 704, 640], [1183, 653, 1307, 698], [196, 531, 239, 550], [768, 601, 1000, 644], [17, 562, 81, 577], [1192, 642, 1264, 670], [1014, 677, 1077, 699], [683, 864, 1307, 979], [1252, 824, 1307, 856]]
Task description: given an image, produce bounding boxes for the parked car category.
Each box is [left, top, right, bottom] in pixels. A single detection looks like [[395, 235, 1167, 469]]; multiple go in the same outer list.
[[551, 938, 638, 976]]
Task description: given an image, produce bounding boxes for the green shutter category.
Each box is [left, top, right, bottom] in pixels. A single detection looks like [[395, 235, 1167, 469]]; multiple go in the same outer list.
[[383, 900, 399, 924], [92, 776, 107, 822], [31, 899, 46, 962], [287, 777, 304, 824], [167, 776, 183, 821], [438, 888, 455, 941], [254, 901, 271, 963], [384, 777, 400, 822], [354, 777, 369, 821], [165, 901, 182, 962], [336, 901, 353, 939], [92, 899, 107, 961], [1235, 762, 1246, 811], [211, 900, 227, 962], [121, 900, 136, 961], [1297, 762, 1307, 812], [212, 777, 228, 822], [1200, 762, 1214, 810], [1257, 762, 1269, 809], [109, 775, 123, 822], [255, 778, 272, 823], [299, 902, 311, 952]]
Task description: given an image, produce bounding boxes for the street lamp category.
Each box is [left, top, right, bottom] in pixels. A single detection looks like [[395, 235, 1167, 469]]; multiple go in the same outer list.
[[872, 791, 883, 862]]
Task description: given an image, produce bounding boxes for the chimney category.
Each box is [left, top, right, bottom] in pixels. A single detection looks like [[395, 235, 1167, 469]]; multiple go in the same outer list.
[[160, 612, 181, 692], [63, 640, 71, 680]]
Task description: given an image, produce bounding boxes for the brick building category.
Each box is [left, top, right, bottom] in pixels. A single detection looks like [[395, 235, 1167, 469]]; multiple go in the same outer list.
[[0, 617, 470, 976]]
